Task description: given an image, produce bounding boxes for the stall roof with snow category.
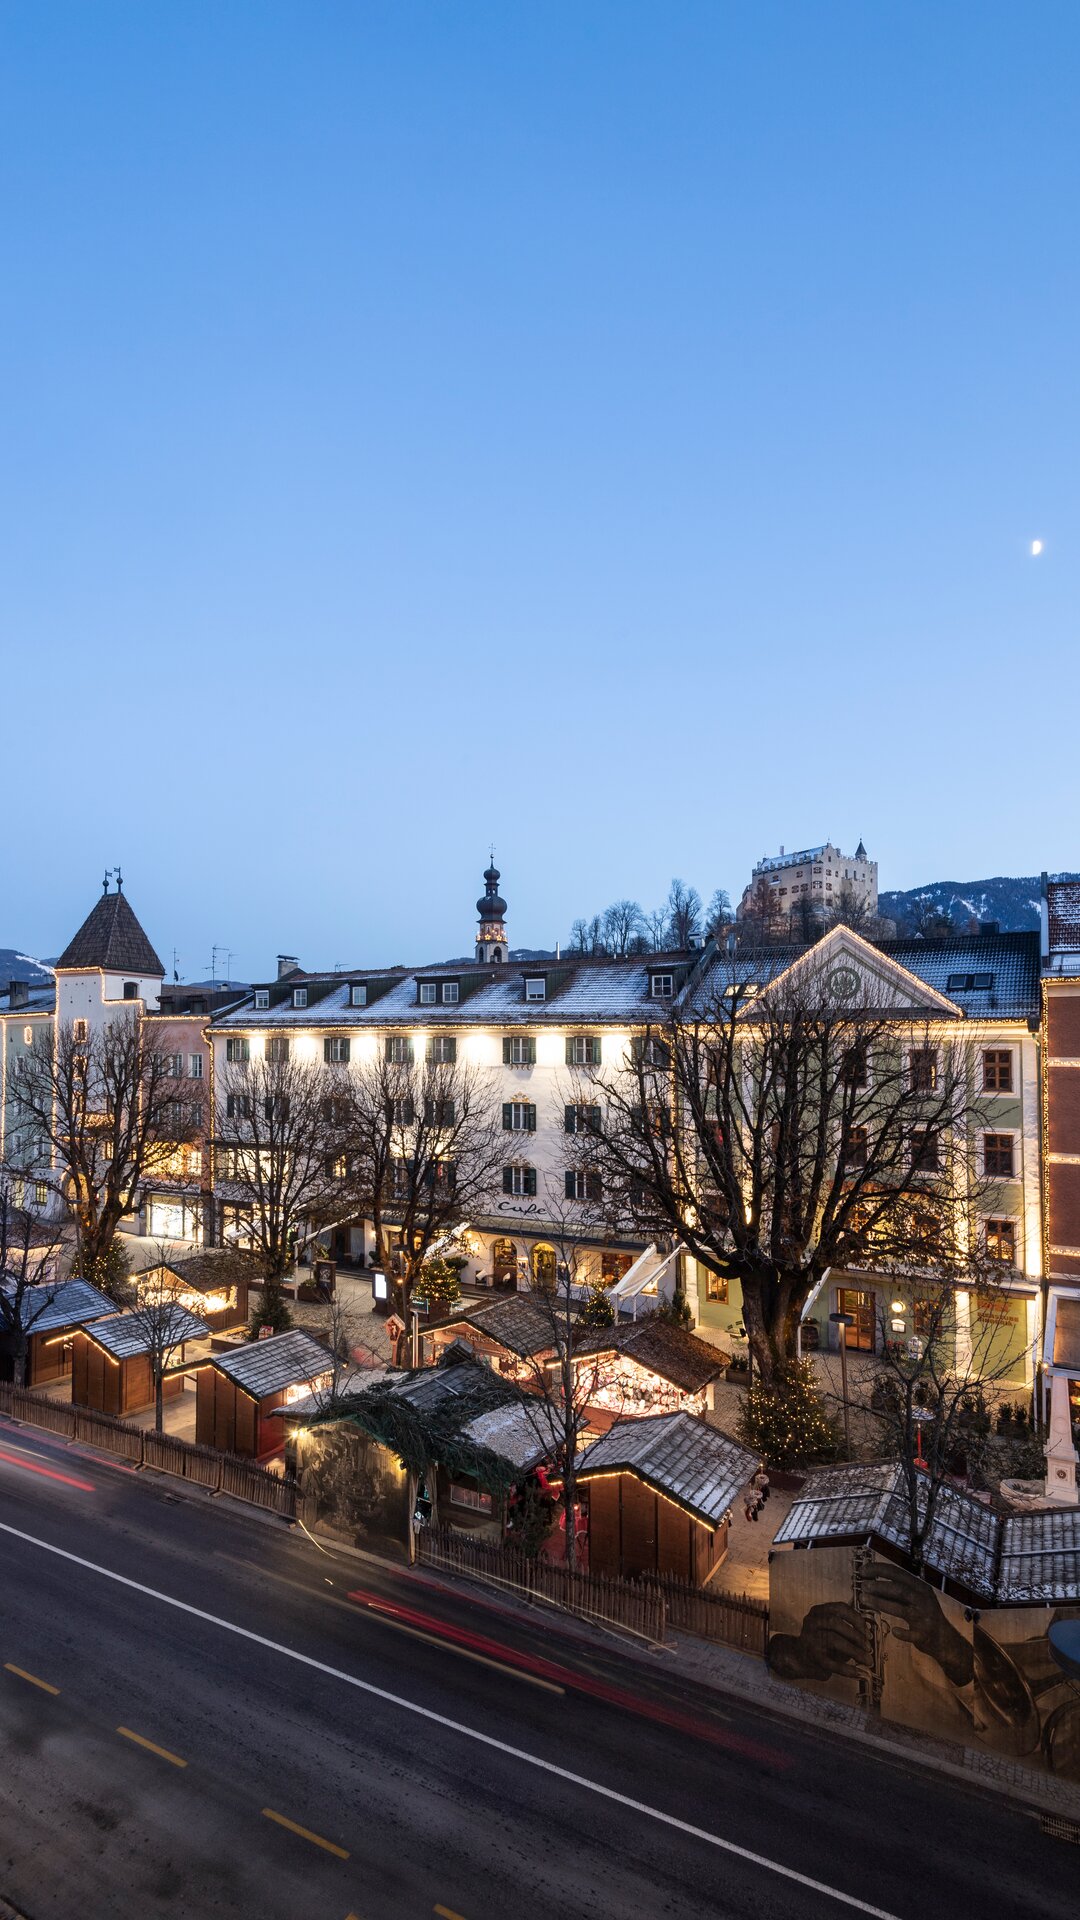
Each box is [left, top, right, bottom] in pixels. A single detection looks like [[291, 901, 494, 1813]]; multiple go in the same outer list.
[[575, 1411, 758, 1528]]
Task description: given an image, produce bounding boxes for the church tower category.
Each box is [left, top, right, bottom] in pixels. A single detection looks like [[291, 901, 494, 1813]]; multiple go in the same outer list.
[[475, 858, 508, 964]]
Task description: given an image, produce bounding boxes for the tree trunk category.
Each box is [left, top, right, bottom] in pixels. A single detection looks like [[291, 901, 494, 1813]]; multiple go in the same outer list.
[[739, 1270, 806, 1387], [12, 1336, 28, 1390], [154, 1369, 164, 1433]]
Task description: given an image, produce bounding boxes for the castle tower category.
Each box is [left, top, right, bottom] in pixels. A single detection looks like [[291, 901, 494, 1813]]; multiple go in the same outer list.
[[475, 857, 508, 964]]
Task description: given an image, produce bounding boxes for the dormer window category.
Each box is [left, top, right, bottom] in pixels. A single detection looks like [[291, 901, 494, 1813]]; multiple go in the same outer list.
[[350, 983, 367, 1008], [419, 982, 437, 1006], [650, 973, 674, 999], [292, 987, 308, 1009], [254, 990, 270, 1010], [442, 982, 460, 1004], [525, 977, 546, 1002]]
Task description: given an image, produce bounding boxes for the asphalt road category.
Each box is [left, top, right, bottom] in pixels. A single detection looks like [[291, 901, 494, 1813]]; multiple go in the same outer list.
[[0, 1420, 1075, 1920]]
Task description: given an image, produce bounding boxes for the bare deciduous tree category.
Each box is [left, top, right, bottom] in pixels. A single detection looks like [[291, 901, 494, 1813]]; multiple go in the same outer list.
[[664, 878, 703, 950], [601, 900, 646, 957], [216, 1048, 342, 1327], [571, 948, 1001, 1386], [0, 1184, 60, 1387], [123, 1248, 206, 1431], [343, 1045, 501, 1321], [10, 1013, 198, 1284]]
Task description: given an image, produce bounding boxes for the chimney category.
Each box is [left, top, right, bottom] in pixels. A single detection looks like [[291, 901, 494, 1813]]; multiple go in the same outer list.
[[277, 954, 300, 979], [8, 979, 28, 1008]]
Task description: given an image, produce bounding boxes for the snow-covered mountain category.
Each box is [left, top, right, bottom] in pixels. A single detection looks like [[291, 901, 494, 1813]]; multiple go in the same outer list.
[[0, 949, 55, 986], [879, 876, 1077, 934]]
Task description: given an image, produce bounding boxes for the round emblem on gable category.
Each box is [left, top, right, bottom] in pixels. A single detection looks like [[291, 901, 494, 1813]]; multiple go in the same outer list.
[[825, 964, 860, 1003]]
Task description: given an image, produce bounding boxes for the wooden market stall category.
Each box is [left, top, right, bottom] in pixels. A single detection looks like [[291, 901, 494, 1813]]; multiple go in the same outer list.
[[0, 1278, 114, 1387], [71, 1306, 207, 1418], [134, 1249, 255, 1334], [575, 1410, 757, 1585], [195, 1328, 333, 1460]]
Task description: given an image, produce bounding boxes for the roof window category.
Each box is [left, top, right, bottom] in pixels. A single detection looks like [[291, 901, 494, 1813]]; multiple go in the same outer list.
[[650, 972, 674, 998], [350, 983, 367, 1007], [254, 990, 269, 1009], [946, 972, 994, 993], [292, 987, 308, 1009], [525, 977, 546, 1002], [419, 982, 437, 1005]]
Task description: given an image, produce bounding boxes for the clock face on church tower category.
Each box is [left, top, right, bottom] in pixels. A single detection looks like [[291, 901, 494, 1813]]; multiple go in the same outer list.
[[824, 964, 860, 1004]]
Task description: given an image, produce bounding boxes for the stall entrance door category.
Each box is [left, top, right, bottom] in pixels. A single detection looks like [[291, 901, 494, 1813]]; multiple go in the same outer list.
[[838, 1287, 875, 1352]]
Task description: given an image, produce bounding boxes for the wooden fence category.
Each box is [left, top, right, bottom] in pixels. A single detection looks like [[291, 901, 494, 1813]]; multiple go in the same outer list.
[[0, 1383, 296, 1518], [641, 1574, 769, 1656], [419, 1527, 667, 1644]]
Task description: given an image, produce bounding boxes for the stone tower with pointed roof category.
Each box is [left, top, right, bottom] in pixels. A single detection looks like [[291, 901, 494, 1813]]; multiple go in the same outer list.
[[55, 875, 165, 1024], [475, 858, 508, 964]]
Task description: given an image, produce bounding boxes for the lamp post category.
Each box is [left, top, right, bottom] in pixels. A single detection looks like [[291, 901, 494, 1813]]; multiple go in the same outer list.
[[829, 1310, 854, 1458]]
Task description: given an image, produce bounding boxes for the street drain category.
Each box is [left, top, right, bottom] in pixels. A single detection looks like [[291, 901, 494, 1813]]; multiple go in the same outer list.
[[1040, 1812, 1080, 1844]]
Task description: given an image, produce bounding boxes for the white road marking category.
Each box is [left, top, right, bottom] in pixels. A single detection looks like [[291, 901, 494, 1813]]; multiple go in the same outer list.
[[0, 1518, 900, 1919]]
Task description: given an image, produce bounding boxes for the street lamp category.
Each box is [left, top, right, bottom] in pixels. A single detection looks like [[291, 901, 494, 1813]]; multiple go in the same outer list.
[[829, 1310, 854, 1458]]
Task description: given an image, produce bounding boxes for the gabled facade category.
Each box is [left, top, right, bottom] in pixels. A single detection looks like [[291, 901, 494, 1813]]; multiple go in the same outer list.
[[686, 924, 1042, 1383]]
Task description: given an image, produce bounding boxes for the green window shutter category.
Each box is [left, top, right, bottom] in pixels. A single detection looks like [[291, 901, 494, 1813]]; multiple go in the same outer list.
[[590, 1038, 602, 1065], [526, 1037, 536, 1064], [564, 1170, 575, 1199], [526, 1104, 536, 1132], [502, 1103, 513, 1130], [564, 1105, 576, 1133], [565, 1039, 574, 1066], [503, 1038, 512, 1065], [323, 1038, 332, 1063], [503, 1166, 514, 1195], [525, 1167, 537, 1196]]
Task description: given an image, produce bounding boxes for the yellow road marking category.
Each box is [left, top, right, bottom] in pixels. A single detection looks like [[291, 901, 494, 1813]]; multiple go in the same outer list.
[[4, 1662, 59, 1695], [116, 1726, 187, 1767], [361, 1611, 564, 1695], [435, 1906, 469, 1919], [261, 1807, 349, 1859]]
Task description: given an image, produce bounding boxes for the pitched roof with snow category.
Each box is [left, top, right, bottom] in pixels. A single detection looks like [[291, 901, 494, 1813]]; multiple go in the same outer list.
[[775, 1461, 1080, 1604], [208, 1328, 332, 1397], [446, 1295, 558, 1360], [575, 1412, 758, 1527], [56, 890, 165, 977], [81, 1306, 207, 1359], [572, 1318, 727, 1393], [2, 1277, 114, 1336]]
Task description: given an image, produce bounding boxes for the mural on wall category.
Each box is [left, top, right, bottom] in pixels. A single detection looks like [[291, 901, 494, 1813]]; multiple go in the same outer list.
[[769, 1544, 1080, 1779], [297, 1423, 410, 1556]]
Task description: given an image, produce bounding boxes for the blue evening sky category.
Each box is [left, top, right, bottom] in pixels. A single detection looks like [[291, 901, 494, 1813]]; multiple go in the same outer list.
[[4, 3, 1077, 978]]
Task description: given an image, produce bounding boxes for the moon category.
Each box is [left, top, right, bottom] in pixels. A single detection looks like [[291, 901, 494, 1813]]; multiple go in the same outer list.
[[1031, 539, 1044, 556]]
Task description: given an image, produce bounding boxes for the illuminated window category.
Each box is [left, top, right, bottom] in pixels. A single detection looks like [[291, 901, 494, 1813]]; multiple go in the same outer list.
[[449, 1482, 493, 1513], [23, 1025, 32, 1046], [33, 1182, 48, 1208], [986, 1218, 1016, 1264], [705, 1272, 729, 1302]]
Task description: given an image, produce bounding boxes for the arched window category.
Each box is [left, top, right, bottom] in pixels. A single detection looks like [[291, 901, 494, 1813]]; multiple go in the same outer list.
[[492, 1238, 517, 1288], [532, 1243, 556, 1288]]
